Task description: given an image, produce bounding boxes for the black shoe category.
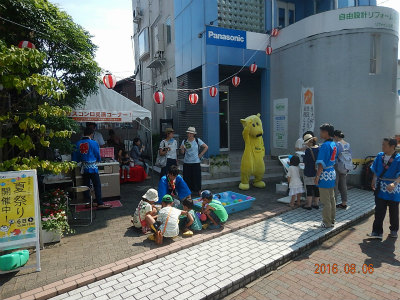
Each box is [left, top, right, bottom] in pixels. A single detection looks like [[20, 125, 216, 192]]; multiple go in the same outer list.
[[312, 205, 319, 209], [302, 205, 312, 210], [336, 203, 347, 209]]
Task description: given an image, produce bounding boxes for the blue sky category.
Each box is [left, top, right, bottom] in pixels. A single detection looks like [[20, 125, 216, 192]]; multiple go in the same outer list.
[[54, 0, 135, 79], [53, 0, 398, 80]]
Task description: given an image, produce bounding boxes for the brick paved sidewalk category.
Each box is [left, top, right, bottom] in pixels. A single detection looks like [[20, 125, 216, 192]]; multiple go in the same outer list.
[[0, 183, 287, 299], [226, 214, 400, 300], [46, 189, 375, 300]]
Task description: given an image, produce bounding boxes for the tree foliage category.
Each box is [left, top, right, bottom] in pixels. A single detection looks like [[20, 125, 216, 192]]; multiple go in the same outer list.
[[0, 0, 101, 107], [0, 0, 101, 173]]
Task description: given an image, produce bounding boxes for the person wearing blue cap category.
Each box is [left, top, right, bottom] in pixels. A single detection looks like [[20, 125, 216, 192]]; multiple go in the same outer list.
[[201, 190, 228, 230]]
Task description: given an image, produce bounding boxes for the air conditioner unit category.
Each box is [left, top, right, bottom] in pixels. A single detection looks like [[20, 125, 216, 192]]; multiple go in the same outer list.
[[133, 7, 142, 23], [154, 24, 165, 54]]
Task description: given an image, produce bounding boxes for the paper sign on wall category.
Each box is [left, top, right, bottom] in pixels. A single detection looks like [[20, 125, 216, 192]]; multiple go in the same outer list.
[[299, 87, 315, 137], [273, 98, 288, 149]]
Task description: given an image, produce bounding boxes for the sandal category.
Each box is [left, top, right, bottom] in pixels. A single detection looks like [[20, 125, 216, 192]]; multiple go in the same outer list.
[[336, 203, 347, 209]]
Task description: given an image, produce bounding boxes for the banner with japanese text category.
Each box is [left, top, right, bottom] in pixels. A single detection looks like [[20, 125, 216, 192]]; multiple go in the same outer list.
[[299, 88, 315, 138], [70, 110, 133, 123], [0, 170, 39, 249], [273, 98, 288, 149]]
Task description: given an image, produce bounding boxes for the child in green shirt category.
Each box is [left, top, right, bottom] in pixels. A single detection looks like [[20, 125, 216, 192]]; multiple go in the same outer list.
[[201, 190, 228, 229]]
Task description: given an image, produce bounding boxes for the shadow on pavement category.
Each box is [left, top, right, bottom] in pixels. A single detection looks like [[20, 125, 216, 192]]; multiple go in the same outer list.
[[359, 237, 400, 269]]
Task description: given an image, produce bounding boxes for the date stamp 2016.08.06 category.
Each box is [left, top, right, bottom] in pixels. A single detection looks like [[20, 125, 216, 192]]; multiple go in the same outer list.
[[314, 263, 374, 274]]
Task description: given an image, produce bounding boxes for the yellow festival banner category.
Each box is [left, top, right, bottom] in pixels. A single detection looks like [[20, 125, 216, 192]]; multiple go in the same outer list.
[[0, 170, 41, 271]]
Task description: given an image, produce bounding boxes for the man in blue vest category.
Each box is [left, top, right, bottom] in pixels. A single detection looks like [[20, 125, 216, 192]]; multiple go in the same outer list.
[[73, 127, 112, 209], [368, 137, 400, 239], [315, 123, 337, 228]]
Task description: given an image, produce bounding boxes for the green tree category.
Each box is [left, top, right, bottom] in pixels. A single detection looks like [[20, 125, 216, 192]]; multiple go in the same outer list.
[[0, 0, 101, 173], [0, 0, 101, 108]]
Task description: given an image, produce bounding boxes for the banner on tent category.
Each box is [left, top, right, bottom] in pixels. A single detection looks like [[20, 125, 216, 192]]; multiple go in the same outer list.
[[70, 110, 133, 123]]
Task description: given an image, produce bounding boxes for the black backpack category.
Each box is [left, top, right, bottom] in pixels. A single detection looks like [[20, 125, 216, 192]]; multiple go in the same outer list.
[[361, 156, 376, 190]]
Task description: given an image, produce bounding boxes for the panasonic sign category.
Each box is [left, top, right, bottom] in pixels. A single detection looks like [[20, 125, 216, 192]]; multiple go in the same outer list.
[[206, 26, 246, 48]]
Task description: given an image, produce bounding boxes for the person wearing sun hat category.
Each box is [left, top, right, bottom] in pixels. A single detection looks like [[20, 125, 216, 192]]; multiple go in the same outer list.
[[180, 127, 208, 196], [145, 194, 184, 242], [131, 188, 158, 233], [302, 134, 320, 210], [159, 128, 178, 178]]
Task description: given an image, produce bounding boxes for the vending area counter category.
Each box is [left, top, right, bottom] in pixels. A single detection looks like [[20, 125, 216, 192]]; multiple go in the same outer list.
[[74, 162, 120, 200]]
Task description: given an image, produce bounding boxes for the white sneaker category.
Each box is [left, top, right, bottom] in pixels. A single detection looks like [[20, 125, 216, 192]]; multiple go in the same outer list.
[[121, 176, 125, 180], [314, 222, 333, 229], [127, 175, 130, 179]]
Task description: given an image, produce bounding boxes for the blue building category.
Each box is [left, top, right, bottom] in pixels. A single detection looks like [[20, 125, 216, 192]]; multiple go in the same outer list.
[[173, 0, 382, 157]]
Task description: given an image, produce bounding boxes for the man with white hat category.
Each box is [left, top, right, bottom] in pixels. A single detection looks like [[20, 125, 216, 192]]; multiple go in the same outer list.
[[180, 127, 208, 196]]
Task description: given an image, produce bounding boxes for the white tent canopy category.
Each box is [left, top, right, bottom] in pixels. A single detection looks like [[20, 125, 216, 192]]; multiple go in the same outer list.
[[70, 84, 151, 123]]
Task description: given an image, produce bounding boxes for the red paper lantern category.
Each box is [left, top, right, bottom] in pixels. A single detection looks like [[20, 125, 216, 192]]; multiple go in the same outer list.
[[103, 74, 116, 89], [232, 76, 240, 87], [189, 93, 199, 105], [153, 91, 165, 104], [18, 41, 36, 49], [271, 28, 279, 37], [265, 46, 273, 55], [249, 63, 258, 74], [209, 86, 218, 97]]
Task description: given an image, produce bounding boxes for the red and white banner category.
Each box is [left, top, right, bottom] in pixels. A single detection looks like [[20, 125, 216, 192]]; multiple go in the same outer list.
[[70, 110, 133, 123]]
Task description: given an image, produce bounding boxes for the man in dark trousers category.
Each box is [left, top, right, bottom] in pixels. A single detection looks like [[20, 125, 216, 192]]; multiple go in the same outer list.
[[368, 137, 400, 239], [73, 127, 112, 209]]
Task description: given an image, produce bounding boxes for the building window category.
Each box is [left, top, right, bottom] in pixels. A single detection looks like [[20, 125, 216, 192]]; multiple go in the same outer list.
[[166, 17, 172, 44], [370, 34, 380, 75], [288, 9, 295, 25], [277, 1, 295, 28], [279, 8, 285, 28], [138, 28, 149, 59]]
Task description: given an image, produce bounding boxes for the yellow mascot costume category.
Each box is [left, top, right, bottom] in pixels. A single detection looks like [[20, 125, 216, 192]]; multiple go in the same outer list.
[[239, 113, 266, 190]]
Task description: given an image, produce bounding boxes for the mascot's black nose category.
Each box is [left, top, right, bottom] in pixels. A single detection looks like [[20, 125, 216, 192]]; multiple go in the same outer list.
[[256, 133, 263, 137]]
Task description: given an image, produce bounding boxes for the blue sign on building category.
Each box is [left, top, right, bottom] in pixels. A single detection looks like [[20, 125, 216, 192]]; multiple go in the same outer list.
[[206, 26, 246, 49]]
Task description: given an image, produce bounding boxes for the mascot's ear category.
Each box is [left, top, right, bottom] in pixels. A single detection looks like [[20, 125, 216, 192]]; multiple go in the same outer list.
[[257, 113, 261, 118], [240, 119, 247, 127]]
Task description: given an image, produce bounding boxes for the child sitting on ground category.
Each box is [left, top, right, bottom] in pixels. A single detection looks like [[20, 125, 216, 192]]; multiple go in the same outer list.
[[120, 151, 132, 179], [131, 188, 158, 234], [287, 155, 305, 207], [146, 194, 183, 243], [201, 190, 228, 230], [180, 198, 202, 236]]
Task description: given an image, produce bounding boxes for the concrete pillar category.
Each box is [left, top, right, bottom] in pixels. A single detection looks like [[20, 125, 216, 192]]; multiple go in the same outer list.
[[202, 52, 220, 157]]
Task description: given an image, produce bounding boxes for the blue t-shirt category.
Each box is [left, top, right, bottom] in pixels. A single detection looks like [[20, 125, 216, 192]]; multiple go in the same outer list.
[[371, 152, 400, 202], [181, 138, 205, 164], [316, 140, 337, 188], [158, 175, 191, 202], [72, 137, 101, 174], [303, 147, 320, 177]]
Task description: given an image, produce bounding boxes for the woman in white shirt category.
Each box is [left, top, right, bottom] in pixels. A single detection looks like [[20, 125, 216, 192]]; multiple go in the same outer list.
[[159, 128, 178, 178]]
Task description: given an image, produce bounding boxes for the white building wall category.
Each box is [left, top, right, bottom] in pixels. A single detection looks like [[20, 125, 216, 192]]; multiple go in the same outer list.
[[132, 0, 177, 134]]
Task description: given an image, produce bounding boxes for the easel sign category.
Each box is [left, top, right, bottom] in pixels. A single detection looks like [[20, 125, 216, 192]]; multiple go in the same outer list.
[[0, 170, 41, 273]]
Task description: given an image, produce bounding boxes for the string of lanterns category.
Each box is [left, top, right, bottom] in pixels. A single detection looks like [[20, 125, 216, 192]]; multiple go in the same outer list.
[[150, 28, 280, 105], [8, 15, 280, 107]]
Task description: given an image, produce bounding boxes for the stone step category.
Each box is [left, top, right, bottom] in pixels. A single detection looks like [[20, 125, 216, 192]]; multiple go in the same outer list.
[[202, 172, 284, 190]]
